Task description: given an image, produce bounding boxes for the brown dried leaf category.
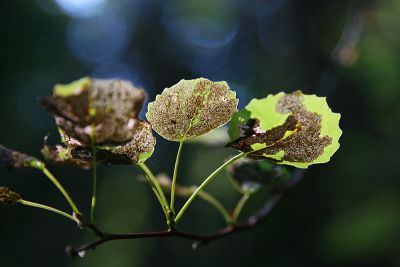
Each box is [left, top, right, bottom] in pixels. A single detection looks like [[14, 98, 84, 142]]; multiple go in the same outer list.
[[42, 77, 146, 145], [0, 186, 21, 205], [41, 77, 156, 166], [70, 121, 156, 165], [41, 142, 92, 169], [0, 145, 38, 169]]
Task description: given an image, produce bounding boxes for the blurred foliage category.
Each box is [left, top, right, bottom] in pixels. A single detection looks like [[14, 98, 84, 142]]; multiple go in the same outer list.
[[0, 0, 400, 266]]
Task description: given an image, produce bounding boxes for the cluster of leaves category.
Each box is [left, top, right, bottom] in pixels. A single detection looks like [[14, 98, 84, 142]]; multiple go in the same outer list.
[[36, 77, 341, 171], [0, 77, 341, 254]]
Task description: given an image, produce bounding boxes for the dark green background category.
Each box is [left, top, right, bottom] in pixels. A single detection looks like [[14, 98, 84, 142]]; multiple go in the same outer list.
[[1, 0, 400, 266]]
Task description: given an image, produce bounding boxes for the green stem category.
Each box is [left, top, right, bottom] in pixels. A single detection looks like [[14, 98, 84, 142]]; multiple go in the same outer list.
[[174, 152, 246, 223], [37, 164, 81, 216], [90, 145, 97, 225], [137, 162, 172, 225], [143, 172, 170, 220], [18, 199, 75, 221], [170, 141, 183, 214], [196, 188, 233, 225], [232, 193, 250, 222]]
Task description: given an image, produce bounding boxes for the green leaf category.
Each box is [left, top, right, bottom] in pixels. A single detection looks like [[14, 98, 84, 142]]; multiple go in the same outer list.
[[227, 91, 342, 168], [146, 78, 238, 141], [227, 158, 291, 194]]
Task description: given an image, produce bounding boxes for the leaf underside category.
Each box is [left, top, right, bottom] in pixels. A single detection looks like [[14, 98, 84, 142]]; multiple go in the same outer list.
[[146, 78, 239, 142]]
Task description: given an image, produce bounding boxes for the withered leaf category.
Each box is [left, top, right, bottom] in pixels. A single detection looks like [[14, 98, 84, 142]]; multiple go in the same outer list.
[[227, 158, 291, 194], [71, 121, 156, 164], [146, 78, 238, 141], [42, 77, 146, 145], [0, 186, 21, 205], [0, 145, 38, 169], [41, 77, 156, 166], [41, 142, 92, 169], [43, 121, 156, 166], [227, 91, 342, 168]]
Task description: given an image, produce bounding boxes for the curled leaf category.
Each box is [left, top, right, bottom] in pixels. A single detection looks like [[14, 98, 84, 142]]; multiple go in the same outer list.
[[43, 122, 155, 166], [42, 77, 146, 145], [146, 78, 238, 141], [0, 186, 21, 205], [42, 78, 156, 166], [227, 158, 291, 194], [227, 91, 342, 168], [41, 141, 92, 169], [0, 145, 38, 169], [70, 121, 156, 165]]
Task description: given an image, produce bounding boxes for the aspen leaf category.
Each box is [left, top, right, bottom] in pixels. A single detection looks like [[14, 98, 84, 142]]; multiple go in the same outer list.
[[227, 91, 342, 168], [42, 77, 156, 166], [146, 78, 238, 141], [42, 77, 146, 145]]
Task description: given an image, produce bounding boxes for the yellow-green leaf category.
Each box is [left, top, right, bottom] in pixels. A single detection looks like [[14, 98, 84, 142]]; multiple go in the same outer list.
[[227, 91, 342, 168]]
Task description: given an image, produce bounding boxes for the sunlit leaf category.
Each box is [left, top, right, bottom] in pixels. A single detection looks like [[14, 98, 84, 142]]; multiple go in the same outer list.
[[227, 91, 342, 168], [146, 78, 238, 141], [227, 158, 291, 194]]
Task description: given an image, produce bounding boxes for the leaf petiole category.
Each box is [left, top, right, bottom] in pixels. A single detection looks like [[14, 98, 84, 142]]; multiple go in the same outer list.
[[31, 160, 82, 216], [170, 141, 183, 215], [232, 193, 251, 222], [174, 152, 246, 223], [137, 162, 172, 225], [17, 199, 75, 221]]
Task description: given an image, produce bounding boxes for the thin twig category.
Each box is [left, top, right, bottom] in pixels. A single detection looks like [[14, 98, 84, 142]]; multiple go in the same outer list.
[[67, 169, 305, 256]]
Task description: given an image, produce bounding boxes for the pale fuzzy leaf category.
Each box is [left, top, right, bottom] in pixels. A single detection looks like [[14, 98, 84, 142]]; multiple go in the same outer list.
[[146, 78, 238, 141]]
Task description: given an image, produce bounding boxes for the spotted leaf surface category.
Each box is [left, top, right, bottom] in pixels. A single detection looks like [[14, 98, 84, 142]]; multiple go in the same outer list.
[[42, 77, 146, 145], [146, 78, 238, 141], [227, 91, 342, 168], [42, 77, 156, 166]]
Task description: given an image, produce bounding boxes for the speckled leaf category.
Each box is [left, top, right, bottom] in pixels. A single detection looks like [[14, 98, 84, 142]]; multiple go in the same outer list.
[[70, 121, 156, 165], [227, 158, 291, 194], [42, 77, 146, 145], [43, 121, 156, 166], [227, 91, 342, 168], [41, 141, 92, 169], [146, 78, 238, 141], [42, 77, 156, 166]]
